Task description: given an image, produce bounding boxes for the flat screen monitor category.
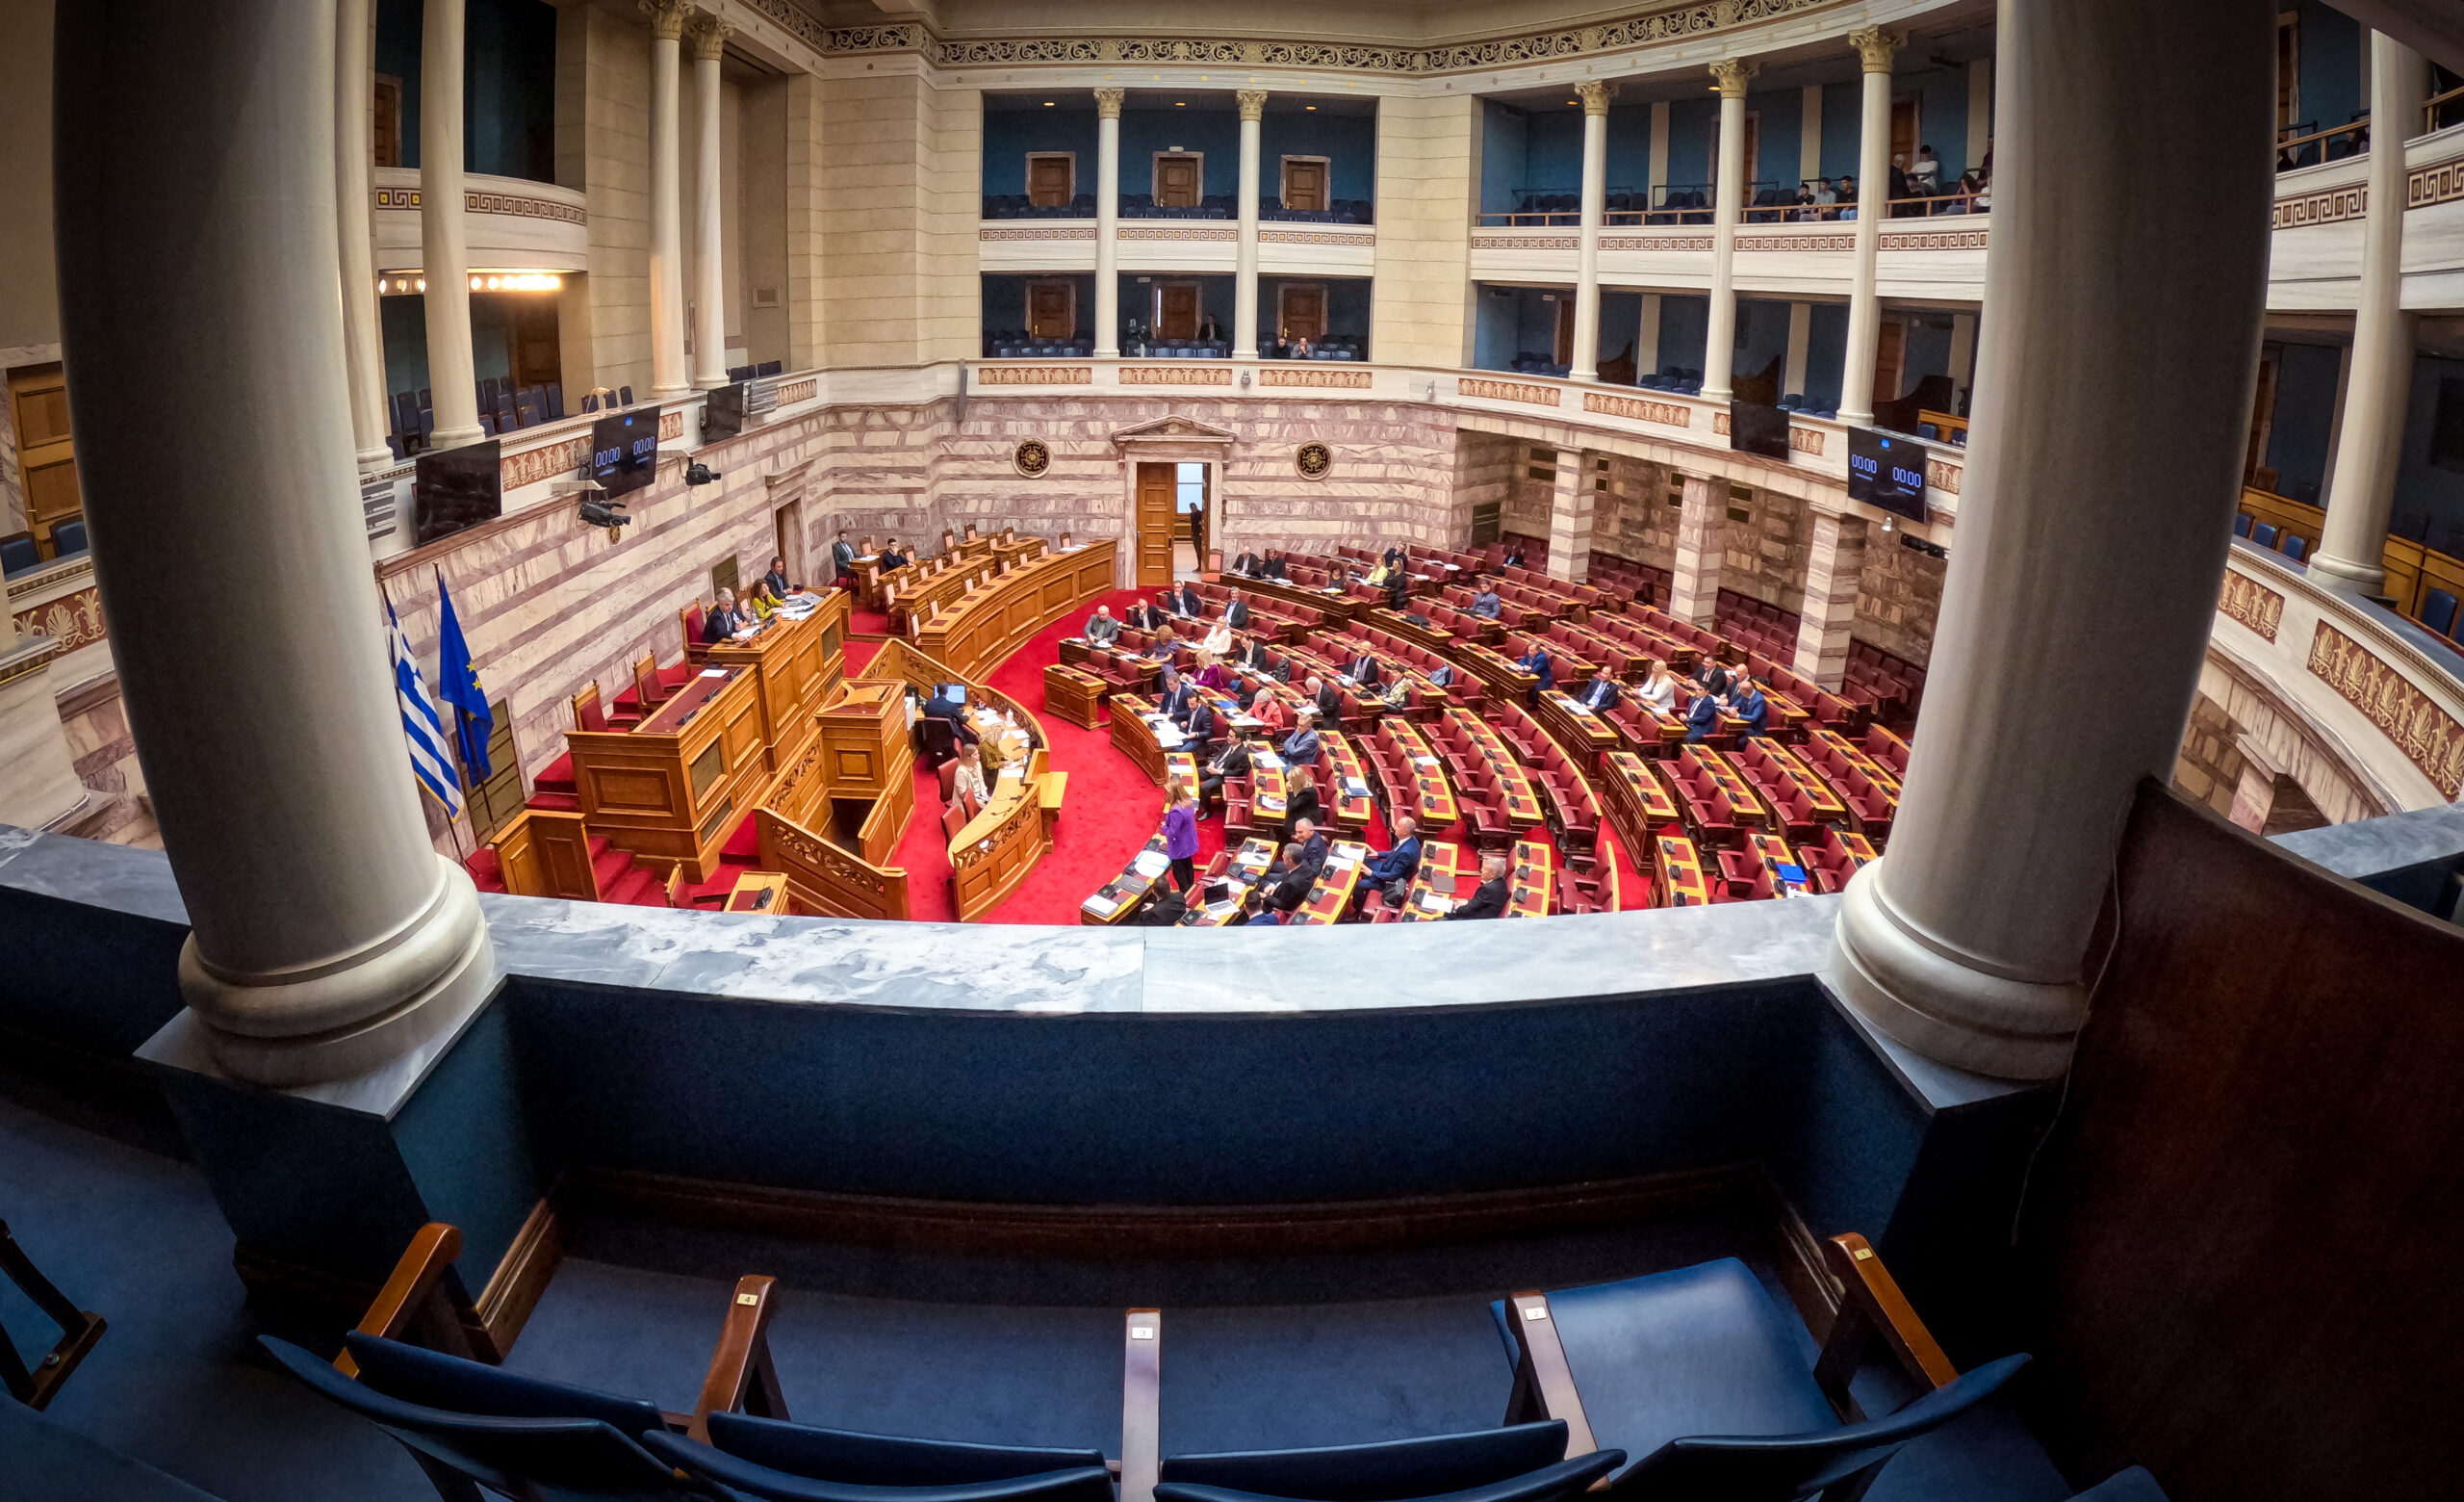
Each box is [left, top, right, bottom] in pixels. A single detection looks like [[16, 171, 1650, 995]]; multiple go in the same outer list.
[[590, 406, 660, 498], [1728, 400, 1792, 461], [1846, 427, 1930, 524], [412, 438, 502, 547], [702, 383, 749, 441]]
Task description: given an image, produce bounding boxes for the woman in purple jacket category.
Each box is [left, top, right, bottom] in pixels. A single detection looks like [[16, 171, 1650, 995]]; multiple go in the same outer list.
[[1160, 783, 1201, 893]]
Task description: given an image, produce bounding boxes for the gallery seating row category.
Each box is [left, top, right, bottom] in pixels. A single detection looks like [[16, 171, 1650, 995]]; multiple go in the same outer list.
[[1584, 553, 1670, 606]]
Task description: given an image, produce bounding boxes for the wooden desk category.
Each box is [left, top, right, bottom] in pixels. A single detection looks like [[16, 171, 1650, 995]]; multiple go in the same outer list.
[[1538, 690, 1622, 770], [1442, 709, 1546, 831], [1317, 734, 1378, 834], [1506, 840, 1553, 919], [1682, 745, 1771, 828], [1083, 834, 1171, 924], [949, 759, 1047, 920], [1453, 640, 1538, 701], [568, 664, 768, 883], [1732, 738, 1850, 827], [1378, 719, 1459, 829], [1245, 749, 1290, 827], [706, 602, 838, 774], [1654, 835, 1709, 908], [1164, 751, 1197, 794], [1398, 840, 1464, 920], [1186, 838, 1278, 926], [1601, 752, 1683, 868], [725, 870, 789, 914], [1042, 663, 1110, 729], [1288, 841, 1372, 925], [1110, 696, 1190, 785], [1038, 771, 1066, 850], [917, 540, 1118, 681]]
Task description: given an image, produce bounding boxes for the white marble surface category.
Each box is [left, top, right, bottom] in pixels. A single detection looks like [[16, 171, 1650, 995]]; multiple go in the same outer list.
[[2272, 800, 2464, 879]]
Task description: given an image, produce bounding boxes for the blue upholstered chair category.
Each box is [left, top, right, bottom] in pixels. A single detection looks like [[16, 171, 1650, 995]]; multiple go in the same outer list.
[[2249, 523, 2277, 548], [2280, 534, 2307, 561], [1160, 1422, 1589, 1501], [2233, 513, 2251, 537], [620, 385, 635, 405], [2421, 588, 2459, 639], [1155, 1451, 1622, 1502], [643, 1413, 1116, 1502], [3, 532, 41, 575], [49, 518, 89, 557], [1493, 1236, 2029, 1501]]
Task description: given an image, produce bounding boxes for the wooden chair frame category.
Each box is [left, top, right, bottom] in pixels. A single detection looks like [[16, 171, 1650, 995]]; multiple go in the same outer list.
[[0, 1218, 108, 1410], [336, 1223, 787, 1440]]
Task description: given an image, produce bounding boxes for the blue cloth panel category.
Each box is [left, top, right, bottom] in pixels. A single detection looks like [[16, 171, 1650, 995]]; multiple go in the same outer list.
[[1159, 1422, 1569, 1499], [706, 1411, 1108, 1486]]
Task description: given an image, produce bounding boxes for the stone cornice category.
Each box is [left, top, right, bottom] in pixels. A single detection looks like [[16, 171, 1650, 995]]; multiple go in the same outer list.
[[814, 1, 1848, 76]]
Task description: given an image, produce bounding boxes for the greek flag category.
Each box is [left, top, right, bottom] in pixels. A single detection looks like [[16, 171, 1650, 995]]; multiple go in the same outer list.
[[388, 594, 461, 816]]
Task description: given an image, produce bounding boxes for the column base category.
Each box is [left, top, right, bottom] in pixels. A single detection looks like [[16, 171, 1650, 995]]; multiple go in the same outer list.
[[429, 423, 488, 452], [1825, 860, 2088, 1081], [176, 857, 496, 1088], [1572, 368, 1599, 385], [354, 445, 397, 473], [693, 375, 731, 391], [1233, 348, 1258, 363], [1094, 348, 1120, 360], [652, 383, 693, 402], [2303, 551, 2387, 600], [1836, 408, 1874, 429], [1701, 385, 1732, 403]]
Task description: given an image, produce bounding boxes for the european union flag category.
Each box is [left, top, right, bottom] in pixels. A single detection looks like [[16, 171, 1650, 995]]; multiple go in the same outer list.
[[434, 569, 493, 782]]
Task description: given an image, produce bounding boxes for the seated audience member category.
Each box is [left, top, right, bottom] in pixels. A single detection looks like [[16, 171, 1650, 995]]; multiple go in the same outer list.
[[1085, 605, 1122, 644], [878, 538, 911, 570], [1250, 683, 1292, 733], [1577, 666, 1620, 713], [1202, 615, 1235, 657], [1264, 549, 1290, 580], [1517, 644, 1554, 707], [1383, 546, 1407, 570], [1223, 590, 1253, 629], [1282, 709, 1323, 765], [1444, 851, 1512, 919], [1836, 175, 1858, 218], [1282, 777, 1323, 841], [1177, 581, 1204, 618], [1194, 651, 1231, 691], [1378, 677, 1414, 712], [1342, 650, 1382, 687], [1233, 634, 1273, 672], [1637, 658, 1678, 714], [1136, 888, 1190, 926], [744, 580, 780, 622], [1362, 815, 1422, 903], [1470, 580, 1503, 619], [1278, 817, 1329, 878], [1159, 665, 1200, 724], [1309, 676, 1346, 726], [702, 589, 756, 644], [1185, 698, 1219, 752], [1812, 177, 1839, 218], [1729, 673, 1770, 738], [1502, 543, 1527, 568], [1364, 558, 1394, 589], [1145, 622, 1180, 659], [1160, 784, 1201, 893], [1261, 845, 1316, 918], [1126, 599, 1161, 632], [831, 531, 858, 585], [1230, 549, 1264, 575], [950, 741, 990, 808], [922, 684, 983, 748], [1693, 658, 1732, 698], [1912, 143, 1942, 193], [1199, 728, 1258, 806], [763, 556, 793, 599], [1682, 686, 1725, 743]]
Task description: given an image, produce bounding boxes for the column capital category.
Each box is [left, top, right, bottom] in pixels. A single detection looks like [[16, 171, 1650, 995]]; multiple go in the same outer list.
[[1707, 60, 1758, 99], [1575, 80, 1618, 117], [688, 13, 732, 61], [641, 0, 694, 42], [1849, 25, 1902, 73], [1236, 89, 1269, 122], [1094, 87, 1126, 118]]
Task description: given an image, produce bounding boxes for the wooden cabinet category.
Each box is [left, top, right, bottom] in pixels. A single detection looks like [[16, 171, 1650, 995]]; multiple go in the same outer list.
[[1041, 664, 1109, 730], [567, 664, 767, 883], [818, 681, 911, 799], [706, 597, 844, 775]]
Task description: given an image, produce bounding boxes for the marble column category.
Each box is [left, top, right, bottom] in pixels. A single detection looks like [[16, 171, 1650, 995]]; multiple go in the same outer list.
[[689, 13, 732, 390], [54, 0, 494, 1085], [336, 0, 392, 471], [1701, 61, 1757, 402], [1235, 91, 1267, 360], [1669, 472, 1725, 625], [1790, 510, 1866, 690], [1647, 101, 1670, 212], [1784, 302, 1812, 399], [1827, 0, 2274, 1080], [1837, 26, 1901, 429], [2310, 33, 2428, 599], [1636, 294, 1662, 382], [1094, 89, 1124, 358], [421, 0, 483, 449], [1947, 311, 1978, 407], [645, 0, 691, 401], [1546, 448, 1594, 584], [1570, 81, 1615, 383]]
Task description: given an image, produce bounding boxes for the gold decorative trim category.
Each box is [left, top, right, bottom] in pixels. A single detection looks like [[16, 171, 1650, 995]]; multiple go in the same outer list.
[[1601, 234, 1713, 250], [1584, 391, 1692, 427], [0, 638, 62, 689], [1876, 227, 1988, 250], [1257, 228, 1376, 246], [1459, 376, 1560, 407], [2307, 621, 2464, 795], [13, 586, 107, 659], [373, 187, 587, 226], [776, 378, 817, 405], [2274, 185, 2366, 229], [1014, 438, 1053, 478], [980, 224, 1098, 241], [2218, 570, 2285, 642], [660, 410, 684, 442], [978, 364, 1093, 385], [1260, 367, 1372, 389], [1120, 364, 1234, 385], [1925, 458, 1962, 496], [1296, 441, 1332, 480], [1476, 234, 1580, 251], [2407, 154, 2464, 210], [1118, 224, 1239, 242]]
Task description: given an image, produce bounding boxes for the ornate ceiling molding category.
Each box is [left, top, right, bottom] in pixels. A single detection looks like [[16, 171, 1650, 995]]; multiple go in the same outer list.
[[803, 0, 1846, 76]]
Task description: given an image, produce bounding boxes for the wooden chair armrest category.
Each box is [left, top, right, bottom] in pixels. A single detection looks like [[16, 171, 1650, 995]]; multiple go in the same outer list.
[[1119, 1309, 1162, 1502], [688, 1275, 788, 1442], [0, 1218, 110, 1410], [336, 1223, 498, 1377], [1811, 1232, 1959, 1417], [1502, 1293, 1601, 1463]]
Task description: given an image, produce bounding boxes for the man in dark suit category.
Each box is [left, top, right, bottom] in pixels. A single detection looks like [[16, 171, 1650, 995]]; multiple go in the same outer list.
[[1126, 600, 1161, 632], [1362, 815, 1421, 904], [1263, 849, 1316, 918], [1278, 816, 1328, 878], [1729, 674, 1770, 738], [1223, 591, 1253, 630], [830, 531, 858, 585], [1308, 676, 1345, 726], [1184, 698, 1219, 752], [1281, 712, 1323, 766], [1578, 666, 1621, 713], [1176, 582, 1204, 618], [1343, 651, 1381, 687], [1516, 644, 1554, 707], [1158, 666, 1200, 725], [1682, 687, 1725, 743], [1282, 780, 1323, 842], [763, 556, 793, 599], [1444, 851, 1511, 919], [702, 590, 753, 644], [877, 539, 911, 570], [1234, 634, 1272, 672], [1264, 550, 1289, 580], [1198, 728, 1257, 806], [1230, 550, 1263, 575], [1135, 889, 1190, 926], [922, 684, 981, 746]]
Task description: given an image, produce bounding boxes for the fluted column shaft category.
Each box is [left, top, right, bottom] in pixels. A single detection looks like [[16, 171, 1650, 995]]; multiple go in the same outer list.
[[1838, 27, 1900, 428], [1094, 89, 1124, 357], [336, 0, 392, 471], [421, 0, 482, 448], [1570, 82, 1614, 382], [54, 0, 493, 1085], [646, 1, 690, 401], [1702, 62, 1757, 402], [1235, 91, 1266, 359], [1827, 0, 2275, 1080], [689, 16, 732, 390], [2311, 33, 2428, 599]]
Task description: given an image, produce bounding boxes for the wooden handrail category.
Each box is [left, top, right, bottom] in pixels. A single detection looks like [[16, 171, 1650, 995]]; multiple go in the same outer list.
[[0, 1218, 109, 1411], [1810, 1232, 1959, 1419], [687, 1275, 788, 1443], [2276, 117, 2369, 162], [2428, 83, 2464, 133], [334, 1222, 500, 1378], [1501, 1292, 1601, 1461]]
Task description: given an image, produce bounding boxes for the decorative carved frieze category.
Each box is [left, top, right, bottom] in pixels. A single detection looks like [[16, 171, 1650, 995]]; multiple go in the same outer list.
[[372, 187, 587, 226], [660, 411, 684, 441], [1706, 62, 1755, 99], [1118, 225, 1239, 242], [502, 436, 590, 490], [2272, 185, 2364, 229], [1583, 391, 1691, 427], [12, 587, 105, 658], [1925, 458, 1962, 496], [1478, 235, 1581, 251], [1876, 227, 1989, 250], [1237, 90, 1270, 122], [1849, 25, 1902, 72], [1120, 365, 1235, 385], [2308, 621, 2464, 795], [1459, 377, 1561, 407], [1736, 232, 1856, 252], [2218, 570, 2285, 642], [977, 365, 1093, 385], [1260, 367, 1372, 389], [1257, 229, 1376, 246], [640, 0, 694, 42], [2408, 154, 2464, 210], [979, 224, 1099, 241], [1600, 234, 1712, 250], [776, 378, 817, 405]]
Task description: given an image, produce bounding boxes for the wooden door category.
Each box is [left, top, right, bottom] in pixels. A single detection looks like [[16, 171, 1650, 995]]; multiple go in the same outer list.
[[1027, 153, 1075, 207], [2246, 348, 2282, 484], [775, 497, 805, 586], [1281, 159, 1327, 212], [1157, 284, 1200, 341], [1279, 284, 1327, 342], [1554, 297, 1576, 368], [1872, 322, 1907, 407], [8, 365, 81, 554], [1135, 462, 1176, 586], [373, 75, 403, 168], [512, 298, 562, 391], [1709, 115, 1760, 193], [1890, 100, 1920, 182], [1027, 280, 1076, 339], [1154, 154, 1202, 208]]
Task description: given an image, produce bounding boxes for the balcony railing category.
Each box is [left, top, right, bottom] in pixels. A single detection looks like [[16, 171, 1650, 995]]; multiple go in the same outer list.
[[1477, 181, 1989, 227]]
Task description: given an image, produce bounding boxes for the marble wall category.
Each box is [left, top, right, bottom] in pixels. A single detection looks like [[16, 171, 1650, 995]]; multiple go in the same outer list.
[[1720, 482, 1812, 609], [555, 1, 654, 402], [1370, 96, 1480, 370], [1854, 529, 1948, 668], [1591, 453, 1679, 569]]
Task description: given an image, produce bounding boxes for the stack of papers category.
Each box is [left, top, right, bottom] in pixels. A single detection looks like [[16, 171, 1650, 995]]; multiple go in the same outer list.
[[1084, 894, 1119, 917], [1417, 892, 1449, 913], [1132, 850, 1170, 879]]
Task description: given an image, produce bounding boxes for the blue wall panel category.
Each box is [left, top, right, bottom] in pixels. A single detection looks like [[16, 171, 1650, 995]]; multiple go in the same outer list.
[[2293, 1, 2365, 139], [1258, 276, 1373, 345], [1744, 89, 1802, 192], [1734, 300, 1793, 389], [1479, 103, 1529, 214], [1656, 295, 1709, 378], [2266, 341, 2344, 506], [2393, 353, 2464, 559], [1599, 291, 1643, 372], [1664, 98, 1718, 199], [1118, 109, 1244, 198], [375, 0, 556, 181], [981, 106, 1101, 197], [1260, 114, 1378, 202], [1819, 83, 1863, 182], [1805, 303, 1850, 408]]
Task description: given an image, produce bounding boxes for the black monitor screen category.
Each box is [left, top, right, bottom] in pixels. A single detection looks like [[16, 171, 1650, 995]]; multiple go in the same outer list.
[[590, 407, 661, 498], [702, 383, 749, 441], [413, 439, 502, 547], [1728, 400, 1792, 460], [1846, 427, 1930, 524]]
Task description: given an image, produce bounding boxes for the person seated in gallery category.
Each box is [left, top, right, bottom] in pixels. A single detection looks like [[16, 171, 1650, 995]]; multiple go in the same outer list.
[[1444, 850, 1512, 919], [1517, 643, 1554, 706], [950, 740, 989, 809], [702, 589, 757, 644], [1229, 550, 1265, 576], [1501, 543, 1527, 568], [1692, 657, 1732, 698], [1361, 814, 1422, 904], [1576, 665, 1621, 713], [1729, 672, 1770, 738], [1637, 657, 1678, 714], [1145, 621, 1180, 659], [1085, 605, 1122, 645], [1175, 581, 1204, 618], [1158, 665, 1201, 725], [1222, 589, 1253, 630], [1263, 549, 1290, 580], [878, 538, 911, 570], [1470, 579, 1503, 619], [1281, 708, 1323, 766], [1125, 599, 1161, 632]]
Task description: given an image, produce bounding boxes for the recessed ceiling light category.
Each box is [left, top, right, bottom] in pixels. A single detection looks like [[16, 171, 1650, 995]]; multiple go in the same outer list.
[[1175, 101, 1186, 107], [1304, 105, 1317, 111], [1042, 100, 1055, 107]]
